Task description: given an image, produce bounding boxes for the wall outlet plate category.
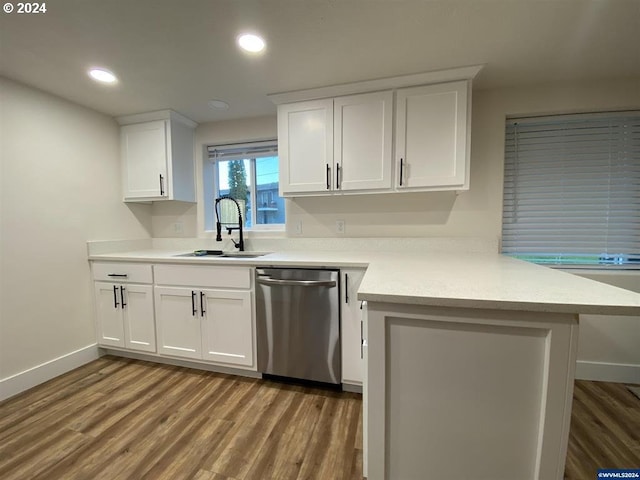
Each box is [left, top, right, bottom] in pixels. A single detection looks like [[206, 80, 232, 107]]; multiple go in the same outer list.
[[294, 220, 303, 235], [336, 220, 346, 234]]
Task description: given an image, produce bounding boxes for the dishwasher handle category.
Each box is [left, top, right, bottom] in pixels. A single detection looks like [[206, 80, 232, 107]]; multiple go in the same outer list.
[[256, 277, 337, 287]]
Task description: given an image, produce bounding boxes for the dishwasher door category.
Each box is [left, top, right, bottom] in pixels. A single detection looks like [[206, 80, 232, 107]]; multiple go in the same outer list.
[[256, 268, 341, 384]]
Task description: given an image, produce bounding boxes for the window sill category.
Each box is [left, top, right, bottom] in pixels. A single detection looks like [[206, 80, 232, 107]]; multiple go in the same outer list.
[[203, 228, 286, 238]]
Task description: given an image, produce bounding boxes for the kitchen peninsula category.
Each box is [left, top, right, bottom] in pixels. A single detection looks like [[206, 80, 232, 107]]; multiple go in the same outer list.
[[88, 241, 640, 480]]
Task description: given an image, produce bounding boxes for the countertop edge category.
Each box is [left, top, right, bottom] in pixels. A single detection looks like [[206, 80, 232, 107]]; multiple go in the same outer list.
[[356, 292, 640, 316]]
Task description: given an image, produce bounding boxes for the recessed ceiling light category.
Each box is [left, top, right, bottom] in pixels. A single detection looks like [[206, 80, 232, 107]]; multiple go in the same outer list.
[[208, 99, 230, 110], [88, 68, 118, 84], [237, 33, 266, 53]]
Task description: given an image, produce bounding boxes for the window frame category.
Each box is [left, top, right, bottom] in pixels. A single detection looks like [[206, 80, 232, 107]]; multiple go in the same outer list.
[[206, 140, 284, 233]]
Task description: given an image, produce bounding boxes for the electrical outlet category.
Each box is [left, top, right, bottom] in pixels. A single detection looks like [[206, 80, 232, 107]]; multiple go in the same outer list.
[[294, 220, 303, 235], [336, 220, 346, 234], [173, 222, 183, 234]]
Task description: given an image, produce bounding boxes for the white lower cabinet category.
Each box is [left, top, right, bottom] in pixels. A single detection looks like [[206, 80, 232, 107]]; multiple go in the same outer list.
[[154, 287, 203, 359], [94, 282, 156, 352], [341, 268, 366, 385], [201, 290, 253, 366], [92, 262, 156, 353], [153, 265, 255, 370]]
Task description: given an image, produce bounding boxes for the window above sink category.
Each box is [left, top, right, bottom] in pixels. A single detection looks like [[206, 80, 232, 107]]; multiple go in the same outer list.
[[203, 140, 285, 234]]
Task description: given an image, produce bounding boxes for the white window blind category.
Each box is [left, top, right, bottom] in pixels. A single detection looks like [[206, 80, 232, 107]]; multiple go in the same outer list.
[[207, 140, 277, 162], [502, 111, 640, 267]]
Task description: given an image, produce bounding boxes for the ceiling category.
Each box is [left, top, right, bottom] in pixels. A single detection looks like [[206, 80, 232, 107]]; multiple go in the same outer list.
[[1, 0, 638, 124]]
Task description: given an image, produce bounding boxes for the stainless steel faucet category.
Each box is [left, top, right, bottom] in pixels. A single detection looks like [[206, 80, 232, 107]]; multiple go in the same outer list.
[[214, 196, 244, 251]]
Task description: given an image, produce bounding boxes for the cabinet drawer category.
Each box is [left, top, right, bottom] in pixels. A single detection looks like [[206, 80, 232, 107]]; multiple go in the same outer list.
[[92, 262, 153, 284], [154, 264, 252, 289]]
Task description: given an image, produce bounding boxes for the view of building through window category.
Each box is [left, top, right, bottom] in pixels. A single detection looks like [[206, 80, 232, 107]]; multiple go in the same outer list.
[[216, 156, 284, 228]]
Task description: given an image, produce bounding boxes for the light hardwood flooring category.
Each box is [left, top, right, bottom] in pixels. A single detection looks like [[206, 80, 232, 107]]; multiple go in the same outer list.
[[1, 356, 638, 479]]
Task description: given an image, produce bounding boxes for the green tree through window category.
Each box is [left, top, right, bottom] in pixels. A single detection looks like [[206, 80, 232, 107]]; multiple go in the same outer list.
[[228, 160, 248, 219]]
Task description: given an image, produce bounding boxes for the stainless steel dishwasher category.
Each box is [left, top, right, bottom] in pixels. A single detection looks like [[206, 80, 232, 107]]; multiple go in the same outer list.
[[255, 268, 341, 384]]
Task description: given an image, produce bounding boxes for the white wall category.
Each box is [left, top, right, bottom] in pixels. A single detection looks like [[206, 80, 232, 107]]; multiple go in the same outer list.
[[0, 78, 152, 389]]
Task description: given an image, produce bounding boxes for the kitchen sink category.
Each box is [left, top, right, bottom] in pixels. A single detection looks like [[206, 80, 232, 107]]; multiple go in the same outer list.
[[173, 250, 223, 257], [219, 252, 268, 258], [173, 250, 268, 258]]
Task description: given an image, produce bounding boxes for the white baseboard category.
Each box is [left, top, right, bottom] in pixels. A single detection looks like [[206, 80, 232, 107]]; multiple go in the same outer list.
[[0, 344, 101, 402], [575, 360, 640, 384], [100, 348, 262, 379]]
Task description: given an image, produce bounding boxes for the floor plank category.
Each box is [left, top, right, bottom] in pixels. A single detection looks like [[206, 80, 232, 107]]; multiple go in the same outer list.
[[1, 356, 638, 480]]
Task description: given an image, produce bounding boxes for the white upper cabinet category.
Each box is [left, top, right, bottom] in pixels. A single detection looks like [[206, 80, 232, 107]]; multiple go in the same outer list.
[[271, 67, 480, 196], [278, 99, 334, 195], [278, 93, 393, 196], [334, 91, 393, 192], [119, 110, 197, 203], [395, 81, 469, 190]]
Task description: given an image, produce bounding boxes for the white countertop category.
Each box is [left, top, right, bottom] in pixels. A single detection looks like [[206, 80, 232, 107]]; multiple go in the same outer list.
[[89, 249, 640, 316]]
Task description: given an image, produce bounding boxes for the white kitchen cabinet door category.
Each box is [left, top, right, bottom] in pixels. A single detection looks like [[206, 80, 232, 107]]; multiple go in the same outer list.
[[334, 91, 393, 191], [121, 120, 168, 199], [278, 99, 334, 195], [154, 286, 202, 360], [94, 282, 125, 348], [395, 80, 469, 190], [341, 268, 366, 385], [121, 284, 156, 353], [201, 290, 254, 367]]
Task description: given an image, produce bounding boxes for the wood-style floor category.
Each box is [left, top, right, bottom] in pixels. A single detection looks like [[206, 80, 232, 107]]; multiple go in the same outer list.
[[0, 356, 638, 480], [0, 357, 361, 480], [565, 380, 640, 480]]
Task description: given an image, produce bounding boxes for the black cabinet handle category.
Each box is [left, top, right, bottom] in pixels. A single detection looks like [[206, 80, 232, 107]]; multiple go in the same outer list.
[[200, 291, 206, 317], [399, 158, 404, 186], [159, 174, 165, 196], [108, 274, 128, 278], [345, 273, 349, 304], [120, 286, 126, 308], [191, 291, 197, 316], [326, 164, 330, 190], [360, 320, 364, 359], [113, 285, 119, 309], [336, 163, 340, 189]]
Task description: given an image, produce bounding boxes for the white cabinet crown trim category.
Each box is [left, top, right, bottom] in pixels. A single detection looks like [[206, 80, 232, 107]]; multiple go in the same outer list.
[[117, 109, 197, 128], [268, 65, 483, 104]]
